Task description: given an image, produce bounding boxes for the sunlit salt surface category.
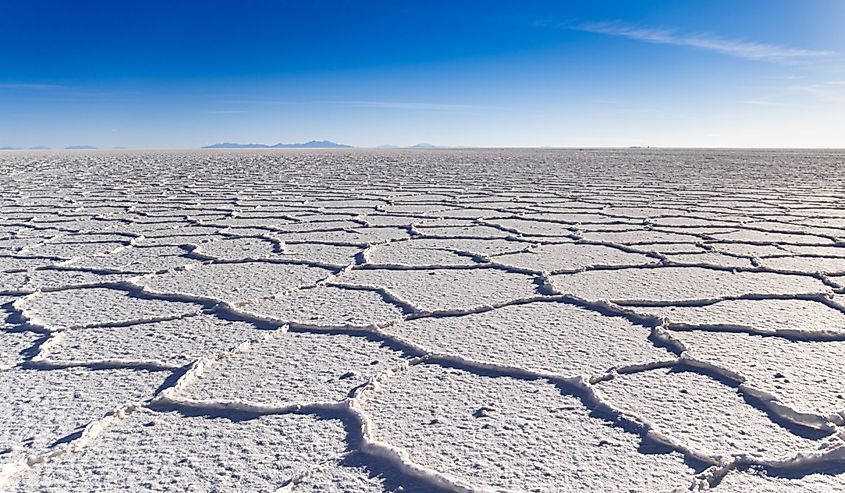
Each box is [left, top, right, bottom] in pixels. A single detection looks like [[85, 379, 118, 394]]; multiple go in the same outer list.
[[1, 148, 844, 492]]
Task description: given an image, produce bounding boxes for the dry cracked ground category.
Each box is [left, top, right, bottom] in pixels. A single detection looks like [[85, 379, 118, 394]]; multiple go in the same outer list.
[[1, 148, 845, 492]]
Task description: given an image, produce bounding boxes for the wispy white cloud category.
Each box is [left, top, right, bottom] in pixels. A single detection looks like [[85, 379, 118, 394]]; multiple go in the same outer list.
[[334, 100, 496, 110], [741, 79, 845, 107], [787, 83, 845, 103], [574, 21, 833, 63], [767, 74, 807, 80], [741, 99, 806, 107], [0, 83, 65, 89], [222, 99, 497, 111]]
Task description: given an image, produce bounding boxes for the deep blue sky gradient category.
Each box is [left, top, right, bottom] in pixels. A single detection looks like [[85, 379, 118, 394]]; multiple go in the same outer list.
[[1, 0, 843, 148]]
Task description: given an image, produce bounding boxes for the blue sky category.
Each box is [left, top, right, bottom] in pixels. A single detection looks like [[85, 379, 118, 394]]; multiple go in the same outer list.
[[1, 0, 843, 148]]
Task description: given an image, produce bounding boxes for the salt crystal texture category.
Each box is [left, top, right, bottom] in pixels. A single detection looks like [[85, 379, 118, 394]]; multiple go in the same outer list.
[[2, 149, 844, 491]]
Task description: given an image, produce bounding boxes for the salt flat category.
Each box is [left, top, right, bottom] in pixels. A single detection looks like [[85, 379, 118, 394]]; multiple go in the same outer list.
[[1, 148, 845, 492]]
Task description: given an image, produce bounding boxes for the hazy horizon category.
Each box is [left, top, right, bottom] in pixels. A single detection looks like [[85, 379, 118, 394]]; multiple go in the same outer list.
[[4, 145, 845, 151]]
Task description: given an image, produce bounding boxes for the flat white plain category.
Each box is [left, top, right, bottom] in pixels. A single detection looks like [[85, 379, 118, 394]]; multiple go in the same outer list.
[[1, 148, 845, 492]]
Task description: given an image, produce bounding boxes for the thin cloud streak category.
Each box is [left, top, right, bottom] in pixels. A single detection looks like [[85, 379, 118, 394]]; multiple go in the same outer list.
[[223, 100, 499, 111], [787, 83, 845, 104], [574, 21, 834, 62], [741, 100, 806, 107], [0, 83, 65, 89], [333, 100, 498, 110]]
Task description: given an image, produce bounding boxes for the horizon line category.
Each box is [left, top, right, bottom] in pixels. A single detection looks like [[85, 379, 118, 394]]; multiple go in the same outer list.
[[3, 146, 845, 151]]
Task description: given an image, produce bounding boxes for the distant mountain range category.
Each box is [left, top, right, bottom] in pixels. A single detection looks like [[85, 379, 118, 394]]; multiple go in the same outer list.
[[65, 145, 98, 150], [203, 140, 352, 149]]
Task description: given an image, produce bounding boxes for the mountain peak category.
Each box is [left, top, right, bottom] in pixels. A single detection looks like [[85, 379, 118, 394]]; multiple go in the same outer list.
[[203, 140, 352, 149]]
